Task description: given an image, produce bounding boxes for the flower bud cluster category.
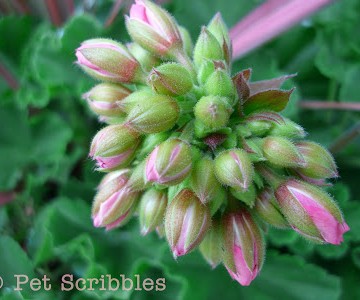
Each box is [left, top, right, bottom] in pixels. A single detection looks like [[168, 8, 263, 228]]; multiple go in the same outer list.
[[76, 0, 349, 286]]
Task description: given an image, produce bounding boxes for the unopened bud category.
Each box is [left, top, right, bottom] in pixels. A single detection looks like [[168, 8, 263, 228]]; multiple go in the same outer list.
[[92, 170, 139, 230], [190, 157, 222, 204], [204, 68, 235, 100], [254, 188, 288, 228], [214, 149, 254, 190], [263, 136, 306, 168], [146, 138, 193, 186], [179, 26, 193, 57], [207, 12, 231, 64], [126, 93, 180, 133], [139, 189, 168, 235], [128, 160, 151, 191], [246, 120, 272, 136], [76, 38, 144, 83], [222, 210, 265, 286], [295, 141, 338, 179], [269, 117, 306, 138], [126, 0, 182, 57], [148, 63, 193, 96], [90, 124, 140, 171], [193, 27, 223, 68], [199, 219, 223, 268], [194, 96, 232, 130], [164, 189, 211, 257], [127, 42, 160, 72], [83, 83, 130, 117], [275, 179, 349, 244]]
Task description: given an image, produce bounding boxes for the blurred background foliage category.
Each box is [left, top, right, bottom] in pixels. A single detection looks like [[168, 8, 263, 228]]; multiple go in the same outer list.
[[0, 0, 359, 299]]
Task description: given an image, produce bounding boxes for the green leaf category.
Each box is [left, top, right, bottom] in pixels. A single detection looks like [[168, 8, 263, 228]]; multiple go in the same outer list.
[[0, 235, 35, 290], [0, 103, 31, 190]]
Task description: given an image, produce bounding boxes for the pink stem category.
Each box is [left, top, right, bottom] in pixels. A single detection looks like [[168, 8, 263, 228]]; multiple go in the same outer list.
[[231, 0, 333, 59], [45, 0, 63, 26], [0, 192, 16, 206], [65, 0, 74, 16], [12, 0, 30, 14], [105, 0, 124, 27], [329, 123, 360, 154], [0, 63, 19, 90], [299, 101, 360, 111]]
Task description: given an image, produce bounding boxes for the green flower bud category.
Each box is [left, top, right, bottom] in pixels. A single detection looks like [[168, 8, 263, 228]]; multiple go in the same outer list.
[[197, 60, 216, 85], [193, 27, 223, 68], [207, 12, 231, 64], [204, 68, 235, 100], [127, 42, 160, 72], [90, 124, 141, 171], [239, 137, 265, 162], [246, 120, 272, 136], [179, 26, 193, 57], [214, 149, 254, 190], [230, 183, 257, 208], [295, 141, 338, 179], [263, 136, 306, 168], [148, 63, 193, 96], [126, 93, 180, 133], [194, 96, 232, 130], [164, 188, 211, 257], [138, 132, 170, 159], [146, 138, 193, 186], [139, 189, 168, 235], [254, 188, 288, 228], [83, 83, 131, 117], [199, 219, 223, 268], [128, 160, 151, 191], [190, 157, 222, 204], [268, 117, 306, 138]]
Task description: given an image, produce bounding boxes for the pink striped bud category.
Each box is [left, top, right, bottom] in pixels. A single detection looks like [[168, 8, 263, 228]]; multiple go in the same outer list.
[[82, 83, 131, 117], [139, 189, 167, 235], [146, 138, 193, 186], [214, 149, 254, 190], [275, 179, 350, 244], [92, 170, 139, 230], [295, 141, 338, 179], [222, 210, 265, 286], [254, 187, 288, 228], [90, 124, 140, 171], [263, 136, 306, 168], [76, 38, 144, 83], [126, 0, 182, 57], [164, 189, 211, 257]]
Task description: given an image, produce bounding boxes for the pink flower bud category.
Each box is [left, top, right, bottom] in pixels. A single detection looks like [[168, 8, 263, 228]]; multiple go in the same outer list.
[[214, 149, 254, 190], [139, 189, 167, 235], [275, 179, 350, 244], [92, 170, 139, 230], [145, 138, 193, 186], [164, 189, 211, 257], [295, 141, 338, 179], [263, 136, 306, 168], [126, 0, 182, 57], [76, 38, 145, 83], [222, 210, 265, 286], [90, 124, 141, 171], [82, 83, 131, 117]]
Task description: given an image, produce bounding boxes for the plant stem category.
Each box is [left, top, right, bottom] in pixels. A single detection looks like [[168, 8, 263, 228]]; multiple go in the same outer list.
[[105, 0, 124, 27], [329, 122, 360, 154], [0, 63, 19, 90], [299, 101, 360, 111]]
